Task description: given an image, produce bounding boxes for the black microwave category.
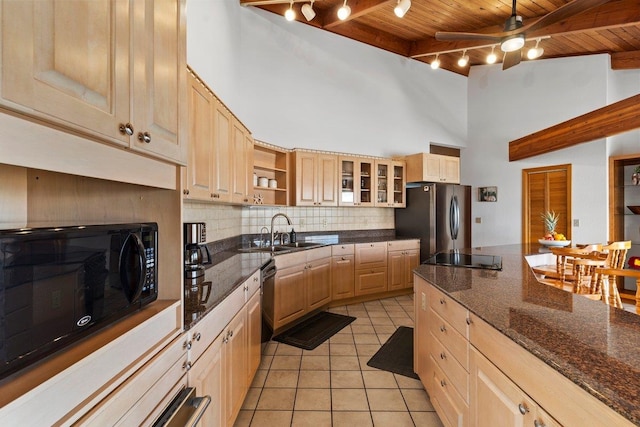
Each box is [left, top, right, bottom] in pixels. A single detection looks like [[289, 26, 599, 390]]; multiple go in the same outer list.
[[0, 223, 158, 380]]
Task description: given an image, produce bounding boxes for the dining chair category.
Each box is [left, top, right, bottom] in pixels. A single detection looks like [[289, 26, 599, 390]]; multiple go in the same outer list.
[[571, 257, 608, 297], [594, 267, 640, 310]]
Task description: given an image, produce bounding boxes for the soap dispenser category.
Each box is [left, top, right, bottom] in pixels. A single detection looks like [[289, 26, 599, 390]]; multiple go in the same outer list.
[[289, 228, 296, 243]]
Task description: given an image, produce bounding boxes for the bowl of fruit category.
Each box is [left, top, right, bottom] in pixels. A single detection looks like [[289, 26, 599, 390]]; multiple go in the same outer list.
[[538, 211, 571, 246]]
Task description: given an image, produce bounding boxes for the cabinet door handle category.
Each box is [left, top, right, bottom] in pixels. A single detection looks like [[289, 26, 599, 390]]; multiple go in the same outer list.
[[440, 379, 447, 387], [119, 123, 134, 136], [518, 403, 529, 415], [194, 332, 202, 341], [533, 421, 545, 427], [184, 340, 192, 350], [440, 325, 446, 332], [183, 361, 192, 371], [183, 189, 190, 195], [254, 276, 259, 282], [137, 131, 151, 143], [440, 298, 446, 305], [341, 256, 347, 261], [440, 352, 446, 360], [466, 317, 472, 325], [229, 330, 234, 337]]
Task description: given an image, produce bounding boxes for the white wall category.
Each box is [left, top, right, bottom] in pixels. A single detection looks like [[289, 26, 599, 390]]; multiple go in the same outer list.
[[186, 0, 467, 157]]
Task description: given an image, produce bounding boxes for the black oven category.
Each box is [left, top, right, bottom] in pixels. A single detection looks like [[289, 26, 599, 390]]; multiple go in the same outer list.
[[0, 223, 158, 380]]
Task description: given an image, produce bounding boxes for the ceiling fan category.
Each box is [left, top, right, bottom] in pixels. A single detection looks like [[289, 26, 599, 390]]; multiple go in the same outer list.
[[435, 0, 611, 70]]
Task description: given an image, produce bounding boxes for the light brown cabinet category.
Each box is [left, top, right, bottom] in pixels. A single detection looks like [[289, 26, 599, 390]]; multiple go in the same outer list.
[[387, 240, 419, 291], [374, 160, 407, 207], [184, 70, 253, 204], [273, 263, 307, 330], [224, 305, 248, 427], [354, 242, 388, 296], [188, 330, 225, 426], [1, 0, 187, 165], [339, 156, 375, 206], [332, 244, 356, 300], [403, 153, 460, 184], [293, 151, 339, 206], [253, 141, 289, 206]]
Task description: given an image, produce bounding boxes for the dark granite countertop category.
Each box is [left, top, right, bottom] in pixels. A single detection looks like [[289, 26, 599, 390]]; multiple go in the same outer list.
[[184, 230, 419, 330], [413, 244, 640, 425]]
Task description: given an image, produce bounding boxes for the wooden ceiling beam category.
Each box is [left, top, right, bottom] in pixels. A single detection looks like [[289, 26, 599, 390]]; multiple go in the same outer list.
[[322, 0, 393, 29], [611, 50, 640, 69], [410, 0, 640, 58], [508, 93, 640, 161], [326, 20, 412, 56]]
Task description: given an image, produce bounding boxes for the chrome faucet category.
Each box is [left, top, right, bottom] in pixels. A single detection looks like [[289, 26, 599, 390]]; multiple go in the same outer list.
[[270, 213, 292, 250], [258, 226, 270, 248]]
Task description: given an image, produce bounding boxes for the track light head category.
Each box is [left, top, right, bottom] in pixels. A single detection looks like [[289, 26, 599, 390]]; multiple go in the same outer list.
[[431, 55, 440, 70], [394, 0, 411, 18], [527, 38, 544, 60], [301, 2, 316, 21], [337, 0, 351, 20], [284, 1, 295, 21], [486, 45, 497, 64], [457, 50, 469, 67]]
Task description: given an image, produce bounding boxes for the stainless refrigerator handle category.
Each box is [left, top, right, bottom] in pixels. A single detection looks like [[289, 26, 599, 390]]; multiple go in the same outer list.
[[450, 195, 460, 240]]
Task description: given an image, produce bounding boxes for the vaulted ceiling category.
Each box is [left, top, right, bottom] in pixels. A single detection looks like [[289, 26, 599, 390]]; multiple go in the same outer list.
[[239, 0, 640, 76]]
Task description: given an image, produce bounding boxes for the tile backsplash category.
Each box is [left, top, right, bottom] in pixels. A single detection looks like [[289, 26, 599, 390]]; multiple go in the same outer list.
[[183, 201, 395, 243]]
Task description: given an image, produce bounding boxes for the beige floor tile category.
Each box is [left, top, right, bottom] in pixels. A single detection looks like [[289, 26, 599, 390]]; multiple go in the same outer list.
[[330, 334, 355, 344], [394, 373, 425, 389], [376, 333, 392, 344], [362, 370, 398, 388], [270, 355, 301, 370], [300, 355, 330, 370], [298, 370, 330, 388], [356, 343, 381, 357], [366, 310, 390, 318], [371, 411, 415, 427], [304, 342, 330, 355], [401, 388, 435, 411], [364, 300, 383, 307], [330, 355, 361, 370], [263, 342, 278, 355], [258, 354, 274, 370], [250, 410, 293, 426], [241, 387, 262, 410], [275, 344, 304, 356], [351, 324, 376, 334], [291, 410, 332, 427], [394, 318, 415, 327], [373, 325, 397, 334], [353, 334, 380, 344], [331, 388, 369, 411], [233, 409, 253, 427], [412, 411, 445, 427], [370, 317, 394, 326], [294, 388, 331, 411], [330, 343, 357, 356], [332, 411, 373, 427], [352, 317, 373, 325], [256, 388, 297, 410], [358, 356, 377, 370], [264, 370, 299, 388], [347, 310, 368, 317], [329, 307, 348, 313], [366, 388, 407, 411], [330, 370, 364, 388], [250, 369, 268, 388], [388, 312, 412, 319]]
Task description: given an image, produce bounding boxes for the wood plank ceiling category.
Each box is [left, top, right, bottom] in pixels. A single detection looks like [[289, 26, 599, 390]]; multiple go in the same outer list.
[[239, 0, 640, 76]]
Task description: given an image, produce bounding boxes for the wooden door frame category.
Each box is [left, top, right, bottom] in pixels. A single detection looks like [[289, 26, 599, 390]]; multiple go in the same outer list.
[[522, 164, 572, 243]]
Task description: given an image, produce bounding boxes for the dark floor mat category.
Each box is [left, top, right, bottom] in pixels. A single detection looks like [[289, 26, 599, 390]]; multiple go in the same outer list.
[[367, 326, 419, 379], [273, 311, 356, 350]]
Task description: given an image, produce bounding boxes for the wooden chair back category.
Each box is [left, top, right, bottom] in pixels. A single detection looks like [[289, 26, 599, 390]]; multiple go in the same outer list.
[[570, 257, 608, 296], [602, 241, 632, 269], [595, 267, 640, 310]]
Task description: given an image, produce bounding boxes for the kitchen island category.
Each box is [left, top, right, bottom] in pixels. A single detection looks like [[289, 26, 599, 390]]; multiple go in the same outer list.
[[414, 244, 640, 426]]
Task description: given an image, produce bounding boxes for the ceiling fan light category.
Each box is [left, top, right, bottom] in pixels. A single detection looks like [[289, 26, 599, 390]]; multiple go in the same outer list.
[[301, 2, 316, 21], [501, 34, 525, 52], [284, 2, 295, 21], [337, 1, 351, 20], [394, 0, 411, 18], [486, 46, 497, 64], [431, 55, 440, 70]]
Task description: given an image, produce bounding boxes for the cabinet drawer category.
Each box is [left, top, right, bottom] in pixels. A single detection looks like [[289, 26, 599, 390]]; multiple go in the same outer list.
[[189, 284, 246, 363], [332, 243, 355, 256], [429, 286, 469, 338], [355, 242, 387, 268], [430, 332, 468, 403], [429, 310, 469, 370], [306, 245, 332, 262], [246, 270, 261, 300], [387, 240, 419, 252], [430, 355, 469, 427], [355, 267, 387, 296]]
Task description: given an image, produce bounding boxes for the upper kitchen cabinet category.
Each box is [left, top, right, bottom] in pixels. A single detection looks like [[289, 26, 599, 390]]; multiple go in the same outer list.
[[403, 153, 460, 184], [292, 150, 338, 207], [339, 156, 374, 207], [253, 141, 289, 206], [231, 118, 253, 204], [0, 0, 187, 165], [374, 159, 406, 207]]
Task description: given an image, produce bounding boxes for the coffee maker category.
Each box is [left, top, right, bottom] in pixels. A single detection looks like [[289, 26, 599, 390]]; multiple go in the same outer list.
[[184, 223, 212, 318]]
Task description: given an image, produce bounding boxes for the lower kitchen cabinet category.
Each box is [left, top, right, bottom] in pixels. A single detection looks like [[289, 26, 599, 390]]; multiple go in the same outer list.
[[247, 290, 262, 384], [331, 244, 355, 300], [273, 263, 307, 330], [387, 240, 419, 291], [306, 257, 331, 311], [224, 304, 249, 427], [355, 242, 388, 296], [188, 331, 225, 427]]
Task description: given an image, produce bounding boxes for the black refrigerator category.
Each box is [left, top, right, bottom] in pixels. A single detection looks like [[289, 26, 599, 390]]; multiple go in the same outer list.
[[395, 183, 471, 263]]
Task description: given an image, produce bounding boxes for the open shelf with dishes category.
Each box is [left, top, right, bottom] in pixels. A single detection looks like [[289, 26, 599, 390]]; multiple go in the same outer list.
[[253, 141, 289, 206]]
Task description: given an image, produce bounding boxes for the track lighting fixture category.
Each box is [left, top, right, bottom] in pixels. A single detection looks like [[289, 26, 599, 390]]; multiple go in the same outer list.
[[394, 0, 411, 18], [431, 55, 440, 70], [284, 0, 295, 21], [486, 45, 497, 64], [457, 50, 469, 67], [527, 38, 544, 60], [337, 0, 351, 20], [301, 1, 316, 21], [501, 34, 525, 52]]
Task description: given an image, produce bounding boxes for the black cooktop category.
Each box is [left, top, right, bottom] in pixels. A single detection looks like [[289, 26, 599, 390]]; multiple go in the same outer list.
[[424, 252, 503, 271]]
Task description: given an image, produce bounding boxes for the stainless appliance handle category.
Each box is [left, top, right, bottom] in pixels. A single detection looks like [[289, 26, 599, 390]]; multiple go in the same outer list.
[[186, 395, 211, 427], [449, 195, 460, 241], [119, 232, 147, 303], [153, 387, 211, 427]]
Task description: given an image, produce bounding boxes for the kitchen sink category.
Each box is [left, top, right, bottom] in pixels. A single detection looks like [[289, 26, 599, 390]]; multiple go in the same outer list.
[[277, 242, 323, 249], [238, 241, 323, 254], [237, 246, 291, 253]]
